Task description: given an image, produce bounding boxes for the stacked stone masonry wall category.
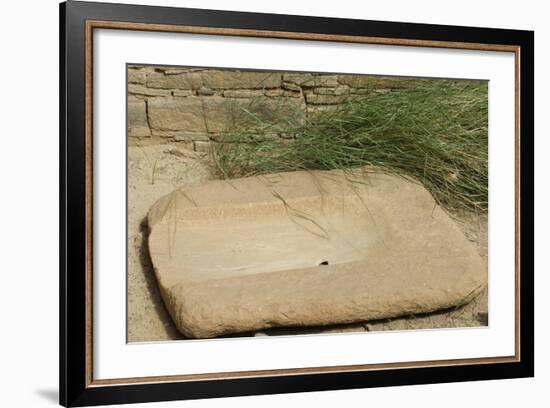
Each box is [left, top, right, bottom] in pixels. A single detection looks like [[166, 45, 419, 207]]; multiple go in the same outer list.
[[128, 66, 415, 152]]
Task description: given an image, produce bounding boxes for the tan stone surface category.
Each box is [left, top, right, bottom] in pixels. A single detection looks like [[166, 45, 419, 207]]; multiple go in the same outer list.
[[147, 96, 305, 134], [338, 75, 413, 89], [223, 89, 265, 98], [283, 73, 339, 87], [127, 145, 487, 342], [147, 97, 207, 132], [128, 84, 172, 97], [204, 96, 305, 133], [147, 71, 203, 90], [202, 70, 281, 89], [128, 100, 151, 137], [264, 89, 285, 97], [282, 81, 302, 92], [172, 90, 194, 97], [305, 93, 348, 105], [156, 67, 202, 75], [151, 130, 210, 142], [128, 68, 147, 84], [314, 86, 351, 95], [147, 169, 487, 338]]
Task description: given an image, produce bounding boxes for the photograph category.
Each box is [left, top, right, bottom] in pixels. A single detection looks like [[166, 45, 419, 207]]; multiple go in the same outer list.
[[55, 1, 535, 405], [0, 0, 544, 405], [126, 65, 489, 341]]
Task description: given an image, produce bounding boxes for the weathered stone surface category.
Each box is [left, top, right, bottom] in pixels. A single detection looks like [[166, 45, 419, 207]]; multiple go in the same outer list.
[[147, 97, 207, 132], [157, 67, 202, 75], [148, 170, 487, 338], [147, 96, 304, 134], [172, 90, 194, 97], [283, 91, 302, 98], [127, 95, 143, 103], [128, 100, 151, 137], [283, 73, 339, 87], [264, 89, 284, 97], [151, 130, 209, 141], [314, 86, 350, 95], [223, 89, 265, 98], [281, 81, 302, 92], [128, 68, 147, 84], [365, 288, 488, 332], [128, 84, 171, 97], [202, 97, 305, 133], [202, 71, 281, 89], [282, 73, 312, 85], [147, 71, 203, 90], [197, 86, 215, 96], [338, 75, 412, 89], [201, 97, 249, 133], [313, 75, 340, 87], [129, 68, 473, 145], [262, 323, 367, 336], [305, 93, 348, 105]]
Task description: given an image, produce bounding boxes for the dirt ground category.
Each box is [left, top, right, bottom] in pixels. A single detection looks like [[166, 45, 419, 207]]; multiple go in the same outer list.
[[127, 141, 488, 342]]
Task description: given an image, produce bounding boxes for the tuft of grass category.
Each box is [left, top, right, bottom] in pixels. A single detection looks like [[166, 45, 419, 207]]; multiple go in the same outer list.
[[210, 79, 488, 213]]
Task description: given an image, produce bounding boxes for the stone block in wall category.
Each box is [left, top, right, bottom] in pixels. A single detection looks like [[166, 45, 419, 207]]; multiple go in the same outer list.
[[128, 84, 172, 97], [147, 97, 207, 132], [128, 95, 143, 103], [283, 73, 312, 86], [281, 81, 301, 92], [312, 74, 340, 87], [197, 86, 215, 96], [151, 130, 210, 142], [283, 91, 303, 98], [147, 95, 305, 135], [202, 97, 305, 133], [283, 73, 339, 87], [338, 75, 412, 89], [264, 89, 284, 97], [202, 71, 281, 89], [156, 67, 202, 75], [128, 68, 147, 85], [223, 89, 265, 98], [313, 86, 350, 96], [173, 90, 194, 97], [147, 71, 203, 90], [305, 93, 348, 105], [128, 100, 151, 137]]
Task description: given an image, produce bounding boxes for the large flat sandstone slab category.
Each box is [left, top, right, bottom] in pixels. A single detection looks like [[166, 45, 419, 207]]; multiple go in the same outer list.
[[147, 169, 487, 338]]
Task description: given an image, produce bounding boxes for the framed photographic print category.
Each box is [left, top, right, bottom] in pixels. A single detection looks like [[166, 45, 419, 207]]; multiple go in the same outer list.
[[59, 1, 534, 406]]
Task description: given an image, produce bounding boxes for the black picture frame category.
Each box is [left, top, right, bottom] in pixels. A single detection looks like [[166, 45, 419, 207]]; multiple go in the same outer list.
[[60, 1, 534, 406]]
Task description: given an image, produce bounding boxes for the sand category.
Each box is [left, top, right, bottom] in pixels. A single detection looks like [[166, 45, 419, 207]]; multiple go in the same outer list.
[[127, 141, 488, 342]]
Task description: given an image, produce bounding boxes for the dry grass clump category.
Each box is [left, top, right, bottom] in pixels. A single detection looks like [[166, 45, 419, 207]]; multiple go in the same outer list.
[[210, 79, 488, 212]]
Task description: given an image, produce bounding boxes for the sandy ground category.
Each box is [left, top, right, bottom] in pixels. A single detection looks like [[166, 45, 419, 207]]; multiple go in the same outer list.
[[127, 142, 488, 342]]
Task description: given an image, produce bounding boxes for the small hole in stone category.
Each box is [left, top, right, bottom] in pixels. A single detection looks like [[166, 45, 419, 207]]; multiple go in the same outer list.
[[319, 261, 329, 266]]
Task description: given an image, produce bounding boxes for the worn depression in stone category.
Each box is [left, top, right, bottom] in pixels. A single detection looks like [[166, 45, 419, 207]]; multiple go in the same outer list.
[[147, 169, 487, 338]]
